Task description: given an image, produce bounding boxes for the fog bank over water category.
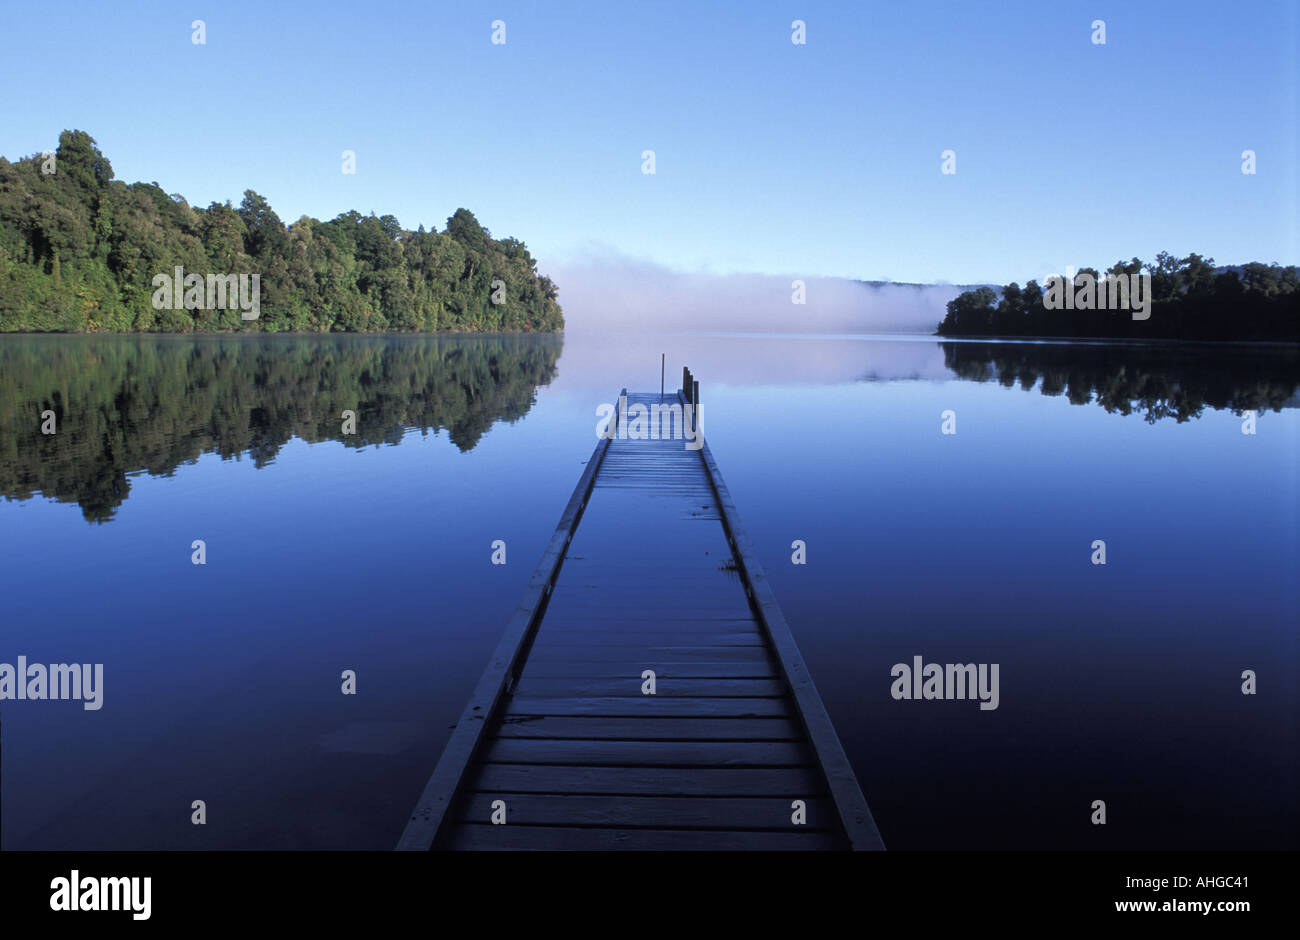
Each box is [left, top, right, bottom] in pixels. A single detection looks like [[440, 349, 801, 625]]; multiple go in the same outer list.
[[546, 253, 966, 334], [548, 331, 956, 394]]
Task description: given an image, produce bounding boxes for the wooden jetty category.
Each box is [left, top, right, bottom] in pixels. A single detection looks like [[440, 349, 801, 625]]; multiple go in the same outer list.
[[398, 371, 884, 851]]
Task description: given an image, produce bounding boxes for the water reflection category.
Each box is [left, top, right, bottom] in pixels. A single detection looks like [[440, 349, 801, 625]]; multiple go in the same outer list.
[[0, 334, 562, 522], [3, 332, 1296, 523], [940, 340, 1300, 422]]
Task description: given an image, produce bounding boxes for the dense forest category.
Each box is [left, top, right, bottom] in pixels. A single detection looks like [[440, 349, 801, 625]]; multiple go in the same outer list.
[[937, 253, 1299, 341], [0, 131, 563, 333], [0, 333, 562, 521]]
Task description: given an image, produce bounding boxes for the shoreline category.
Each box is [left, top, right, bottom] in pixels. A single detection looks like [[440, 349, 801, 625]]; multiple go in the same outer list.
[[0, 328, 562, 338], [934, 331, 1300, 349]]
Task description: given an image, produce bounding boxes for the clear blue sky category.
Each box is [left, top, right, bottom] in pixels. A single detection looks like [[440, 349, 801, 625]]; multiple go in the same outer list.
[[2, 0, 1295, 283]]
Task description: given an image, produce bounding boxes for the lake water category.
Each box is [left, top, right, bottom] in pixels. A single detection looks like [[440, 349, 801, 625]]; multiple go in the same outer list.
[[1, 331, 1296, 850]]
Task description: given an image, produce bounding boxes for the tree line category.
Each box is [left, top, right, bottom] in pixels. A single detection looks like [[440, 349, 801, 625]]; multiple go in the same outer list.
[[0, 131, 564, 333], [937, 253, 1299, 341]]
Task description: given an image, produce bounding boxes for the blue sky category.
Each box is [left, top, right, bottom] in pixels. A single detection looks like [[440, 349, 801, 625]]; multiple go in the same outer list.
[[2, 0, 1295, 284]]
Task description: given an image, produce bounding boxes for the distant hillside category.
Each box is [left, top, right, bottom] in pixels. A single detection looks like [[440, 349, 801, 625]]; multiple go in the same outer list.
[[0, 130, 564, 333]]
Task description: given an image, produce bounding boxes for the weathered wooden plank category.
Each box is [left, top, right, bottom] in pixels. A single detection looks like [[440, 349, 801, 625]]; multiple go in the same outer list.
[[594, 470, 713, 479], [456, 794, 833, 830], [545, 587, 746, 602], [441, 824, 839, 851], [508, 676, 787, 698], [543, 580, 744, 593], [538, 623, 759, 635], [503, 696, 790, 718], [540, 611, 756, 625], [471, 763, 827, 797], [494, 716, 800, 740], [561, 559, 738, 574], [528, 630, 765, 647], [518, 661, 780, 679], [536, 612, 756, 624], [522, 645, 774, 663], [546, 597, 753, 615], [482, 738, 810, 767]]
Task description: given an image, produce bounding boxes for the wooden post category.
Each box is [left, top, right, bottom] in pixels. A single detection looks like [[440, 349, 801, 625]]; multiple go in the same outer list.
[[661, 353, 665, 397], [692, 378, 700, 431]]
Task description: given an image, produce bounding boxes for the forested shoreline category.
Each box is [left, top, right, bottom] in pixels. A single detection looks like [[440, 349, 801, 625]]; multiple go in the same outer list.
[[937, 254, 1299, 342], [0, 131, 563, 333]]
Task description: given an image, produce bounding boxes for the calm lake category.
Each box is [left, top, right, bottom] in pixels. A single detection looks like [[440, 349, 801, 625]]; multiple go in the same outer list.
[[1, 331, 1296, 850]]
